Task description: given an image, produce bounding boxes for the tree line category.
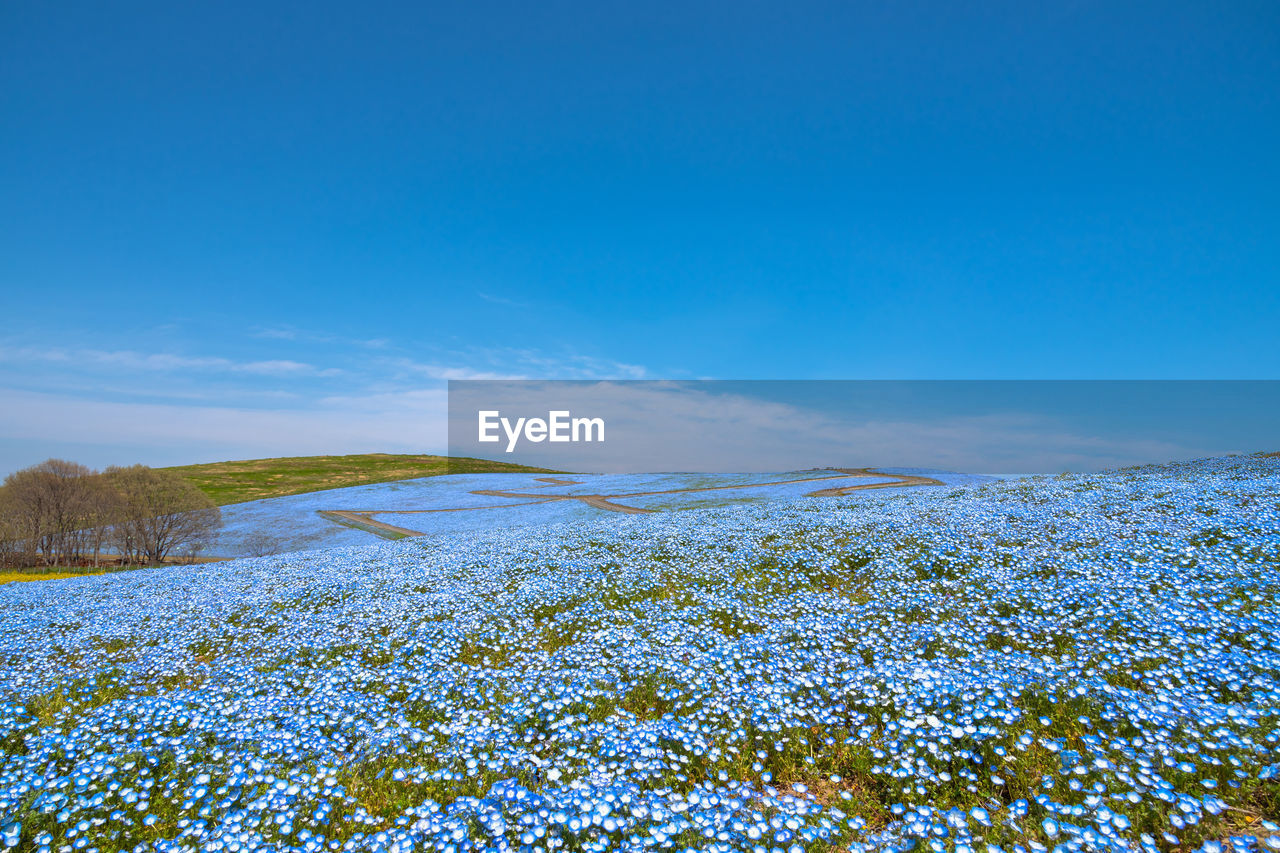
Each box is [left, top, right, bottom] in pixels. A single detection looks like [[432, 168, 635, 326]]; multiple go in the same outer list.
[[0, 459, 222, 568]]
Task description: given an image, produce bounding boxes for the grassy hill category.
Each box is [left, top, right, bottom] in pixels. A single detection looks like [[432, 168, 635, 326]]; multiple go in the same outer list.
[[163, 453, 564, 505]]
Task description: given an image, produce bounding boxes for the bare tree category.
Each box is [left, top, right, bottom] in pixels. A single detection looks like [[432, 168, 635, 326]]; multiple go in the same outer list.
[[241, 530, 285, 558], [0, 486, 30, 568], [1, 460, 222, 568], [42, 459, 95, 564], [82, 474, 122, 568], [106, 465, 222, 563], [2, 465, 53, 565], [1, 459, 98, 565]]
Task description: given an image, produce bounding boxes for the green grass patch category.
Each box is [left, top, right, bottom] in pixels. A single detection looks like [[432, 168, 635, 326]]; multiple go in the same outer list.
[[163, 453, 567, 505]]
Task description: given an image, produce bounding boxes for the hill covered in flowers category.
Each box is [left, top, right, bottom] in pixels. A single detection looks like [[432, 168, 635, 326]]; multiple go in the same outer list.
[[0, 454, 1277, 852]]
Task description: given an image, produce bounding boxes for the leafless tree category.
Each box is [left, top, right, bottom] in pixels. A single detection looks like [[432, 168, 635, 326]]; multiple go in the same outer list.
[[106, 465, 222, 563], [43, 459, 94, 563], [82, 474, 122, 567], [0, 487, 30, 568], [1, 459, 98, 565], [1, 460, 222, 568], [241, 530, 285, 558], [2, 465, 53, 565]]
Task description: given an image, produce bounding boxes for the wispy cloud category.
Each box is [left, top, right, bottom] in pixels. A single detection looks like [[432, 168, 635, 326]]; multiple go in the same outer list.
[[477, 291, 527, 308], [388, 359, 520, 381], [250, 326, 391, 349], [252, 327, 298, 341], [0, 387, 448, 467], [447, 381, 1224, 474], [383, 348, 648, 382], [0, 345, 342, 378], [0, 334, 655, 473], [513, 351, 648, 380], [236, 360, 342, 377], [0, 338, 649, 391]]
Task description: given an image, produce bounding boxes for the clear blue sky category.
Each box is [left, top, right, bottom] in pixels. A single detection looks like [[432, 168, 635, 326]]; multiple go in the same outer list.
[[1, 1, 1277, 472]]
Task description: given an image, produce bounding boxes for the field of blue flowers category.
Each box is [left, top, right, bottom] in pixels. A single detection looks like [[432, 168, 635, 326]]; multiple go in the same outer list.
[[212, 469, 966, 558], [1, 454, 1277, 853]]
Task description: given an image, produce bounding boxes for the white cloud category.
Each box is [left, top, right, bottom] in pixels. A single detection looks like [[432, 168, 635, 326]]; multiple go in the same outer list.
[[447, 381, 1216, 473], [251, 327, 299, 340], [477, 291, 528, 308], [235, 360, 343, 377], [0, 378, 1244, 477], [496, 349, 648, 380], [1, 341, 645, 385], [0, 345, 338, 377], [388, 359, 522, 381], [386, 349, 648, 382], [250, 326, 391, 349], [0, 387, 448, 467]]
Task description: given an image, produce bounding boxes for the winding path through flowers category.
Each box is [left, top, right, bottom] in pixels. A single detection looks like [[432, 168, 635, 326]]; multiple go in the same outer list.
[[321, 468, 944, 538]]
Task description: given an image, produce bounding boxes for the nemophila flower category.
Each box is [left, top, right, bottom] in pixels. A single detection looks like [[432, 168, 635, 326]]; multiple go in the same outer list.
[[1, 455, 1278, 851]]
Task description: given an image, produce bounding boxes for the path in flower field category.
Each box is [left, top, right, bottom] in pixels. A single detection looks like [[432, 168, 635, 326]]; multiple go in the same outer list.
[[326, 468, 946, 538], [808, 469, 945, 496], [2, 453, 1278, 852], [314, 511, 427, 539], [209, 469, 991, 557]]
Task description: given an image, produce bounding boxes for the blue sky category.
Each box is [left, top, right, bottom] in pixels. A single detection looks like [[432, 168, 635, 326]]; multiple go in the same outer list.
[[445, 381, 1280, 473], [1, 1, 1277, 473]]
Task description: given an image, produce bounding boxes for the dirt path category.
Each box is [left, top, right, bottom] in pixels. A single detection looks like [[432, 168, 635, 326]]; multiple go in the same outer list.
[[424, 489, 660, 514], [318, 468, 943, 538], [578, 495, 655, 514], [805, 468, 944, 496], [316, 510, 425, 539], [470, 489, 571, 500]]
